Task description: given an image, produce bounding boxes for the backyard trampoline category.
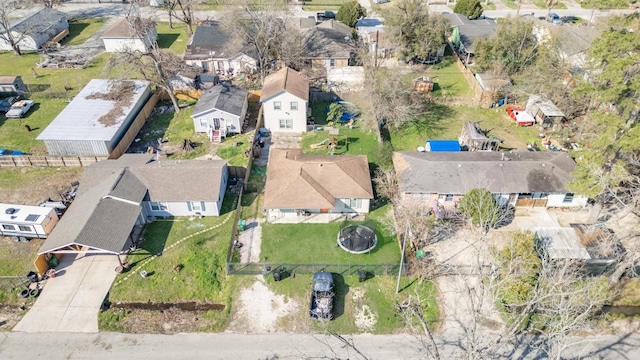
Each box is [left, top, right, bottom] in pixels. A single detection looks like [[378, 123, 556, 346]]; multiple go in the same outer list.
[[337, 225, 377, 254]]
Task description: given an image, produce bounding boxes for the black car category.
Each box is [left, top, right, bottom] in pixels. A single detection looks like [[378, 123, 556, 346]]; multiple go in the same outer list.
[[316, 11, 336, 21], [309, 271, 334, 320]]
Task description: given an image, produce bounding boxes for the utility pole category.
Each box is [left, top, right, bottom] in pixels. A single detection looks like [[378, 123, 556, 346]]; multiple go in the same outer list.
[[395, 221, 409, 294]]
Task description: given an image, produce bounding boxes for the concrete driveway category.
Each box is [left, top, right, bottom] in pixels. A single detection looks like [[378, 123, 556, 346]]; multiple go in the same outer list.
[[13, 253, 119, 333]]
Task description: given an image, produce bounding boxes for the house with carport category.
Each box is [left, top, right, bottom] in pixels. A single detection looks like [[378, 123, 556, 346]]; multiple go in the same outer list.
[[37, 154, 228, 256], [191, 83, 248, 143], [264, 148, 373, 223], [392, 151, 588, 212], [260, 67, 309, 133]]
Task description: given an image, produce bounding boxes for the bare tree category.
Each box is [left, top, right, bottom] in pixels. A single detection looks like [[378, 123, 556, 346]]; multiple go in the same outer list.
[[397, 294, 441, 360], [0, 3, 27, 55], [164, 0, 195, 35], [108, 6, 187, 112]]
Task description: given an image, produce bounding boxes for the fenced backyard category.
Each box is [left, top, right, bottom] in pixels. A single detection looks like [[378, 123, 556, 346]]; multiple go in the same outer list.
[[227, 262, 407, 276]]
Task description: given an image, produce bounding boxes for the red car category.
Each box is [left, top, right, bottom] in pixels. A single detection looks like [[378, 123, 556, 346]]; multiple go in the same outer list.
[[505, 106, 535, 126]]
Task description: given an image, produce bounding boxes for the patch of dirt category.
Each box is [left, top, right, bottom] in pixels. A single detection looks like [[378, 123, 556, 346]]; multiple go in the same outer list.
[[0, 167, 82, 206], [227, 276, 299, 333], [0, 305, 30, 331], [108, 307, 222, 334], [352, 288, 376, 332], [86, 81, 136, 126]]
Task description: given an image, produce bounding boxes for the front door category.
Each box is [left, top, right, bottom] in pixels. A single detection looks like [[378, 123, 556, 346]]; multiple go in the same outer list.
[[213, 118, 221, 130]]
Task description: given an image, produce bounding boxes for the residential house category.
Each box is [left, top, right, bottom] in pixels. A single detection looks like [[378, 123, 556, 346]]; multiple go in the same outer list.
[[100, 18, 158, 53], [37, 79, 153, 157], [0, 76, 26, 95], [38, 154, 228, 255], [445, 13, 497, 64], [526, 95, 566, 129], [264, 148, 374, 223], [392, 151, 588, 211], [183, 22, 258, 75], [301, 20, 355, 81], [191, 83, 248, 142], [260, 67, 309, 133], [0, 7, 68, 51]]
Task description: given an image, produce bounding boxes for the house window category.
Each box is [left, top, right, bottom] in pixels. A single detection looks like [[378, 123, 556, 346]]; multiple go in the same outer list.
[[411, 193, 422, 201], [2, 224, 15, 230], [349, 199, 361, 208], [290, 101, 298, 111], [188, 201, 206, 212], [445, 194, 454, 202], [199, 119, 208, 127], [330, 59, 336, 67], [563, 193, 574, 203], [273, 101, 281, 110], [18, 225, 32, 232], [279, 119, 293, 129], [150, 202, 167, 211]]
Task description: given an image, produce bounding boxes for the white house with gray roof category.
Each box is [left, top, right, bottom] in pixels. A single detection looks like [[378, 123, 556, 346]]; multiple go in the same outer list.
[[38, 154, 228, 255], [392, 151, 588, 210], [191, 83, 248, 142], [0, 7, 68, 51]]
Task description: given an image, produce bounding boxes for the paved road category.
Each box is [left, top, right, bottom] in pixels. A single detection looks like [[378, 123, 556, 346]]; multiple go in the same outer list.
[[1, 331, 640, 359]]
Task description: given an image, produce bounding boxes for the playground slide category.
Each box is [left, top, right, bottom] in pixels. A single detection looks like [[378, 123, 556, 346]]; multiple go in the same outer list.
[[310, 139, 329, 149]]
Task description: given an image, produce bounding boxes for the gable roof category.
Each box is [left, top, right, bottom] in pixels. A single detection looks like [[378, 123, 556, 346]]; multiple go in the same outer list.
[[0, 76, 20, 84], [192, 83, 248, 117], [444, 13, 497, 52], [526, 95, 565, 118], [302, 20, 354, 60], [185, 22, 234, 57], [38, 155, 227, 255], [260, 67, 309, 102], [264, 148, 373, 209], [101, 17, 155, 39], [9, 7, 67, 37], [393, 151, 577, 194]]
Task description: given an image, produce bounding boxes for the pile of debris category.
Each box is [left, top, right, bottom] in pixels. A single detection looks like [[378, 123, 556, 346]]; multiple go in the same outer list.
[[37, 54, 87, 69]]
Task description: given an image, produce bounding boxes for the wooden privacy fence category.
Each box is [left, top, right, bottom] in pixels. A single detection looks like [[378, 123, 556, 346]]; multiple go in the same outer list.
[[0, 155, 107, 168], [109, 92, 161, 159]]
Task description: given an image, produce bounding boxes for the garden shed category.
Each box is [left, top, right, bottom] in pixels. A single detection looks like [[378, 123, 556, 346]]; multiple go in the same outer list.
[[37, 79, 152, 157], [458, 122, 501, 151], [526, 95, 566, 128], [0, 76, 26, 95]]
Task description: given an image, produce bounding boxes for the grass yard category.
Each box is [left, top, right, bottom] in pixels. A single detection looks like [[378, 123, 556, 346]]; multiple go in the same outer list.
[[260, 205, 400, 264], [302, 0, 346, 10], [101, 195, 239, 331], [66, 18, 108, 46], [264, 273, 439, 334], [217, 132, 254, 166], [531, 0, 567, 8], [612, 279, 640, 306], [389, 105, 542, 152], [156, 22, 191, 54], [427, 57, 474, 98], [502, 0, 519, 9]]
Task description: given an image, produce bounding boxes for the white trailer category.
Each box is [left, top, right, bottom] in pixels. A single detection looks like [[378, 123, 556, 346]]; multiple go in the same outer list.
[[0, 204, 59, 241]]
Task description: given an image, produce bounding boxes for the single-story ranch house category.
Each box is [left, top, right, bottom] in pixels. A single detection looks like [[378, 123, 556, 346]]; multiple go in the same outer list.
[[100, 17, 158, 53], [392, 151, 588, 210], [264, 148, 373, 223], [37, 79, 152, 157], [0, 7, 68, 51], [191, 83, 248, 143], [38, 154, 228, 255]]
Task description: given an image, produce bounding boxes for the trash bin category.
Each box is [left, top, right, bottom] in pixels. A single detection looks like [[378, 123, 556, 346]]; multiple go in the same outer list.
[[27, 271, 38, 283], [238, 220, 246, 232], [48, 255, 59, 268], [416, 249, 427, 259], [358, 270, 367, 282]]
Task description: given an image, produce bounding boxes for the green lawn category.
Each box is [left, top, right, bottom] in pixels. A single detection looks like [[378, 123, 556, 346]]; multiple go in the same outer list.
[[612, 279, 640, 306], [265, 273, 439, 334], [502, 0, 519, 9], [156, 22, 191, 54], [260, 205, 400, 265], [389, 105, 542, 151], [66, 18, 108, 46], [428, 58, 475, 98], [217, 132, 253, 166], [302, 0, 346, 10], [531, 0, 567, 8]]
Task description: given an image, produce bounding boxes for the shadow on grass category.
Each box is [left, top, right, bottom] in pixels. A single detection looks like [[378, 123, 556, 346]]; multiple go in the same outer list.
[[127, 219, 174, 267], [332, 273, 349, 320], [220, 193, 239, 216], [157, 33, 180, 49], [400, 103, 455, 138], [66, 22, 90, 43]]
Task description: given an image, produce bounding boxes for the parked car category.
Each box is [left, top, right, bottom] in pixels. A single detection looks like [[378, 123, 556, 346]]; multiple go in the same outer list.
[[309, 271, 334, 320], [5, 99, 35, 118], [316, 11, 336, 21], [373, 0, 390, 3], [0, 96, 18, 113], [0, 148, 24, 156], [505, 106, 535, 126]]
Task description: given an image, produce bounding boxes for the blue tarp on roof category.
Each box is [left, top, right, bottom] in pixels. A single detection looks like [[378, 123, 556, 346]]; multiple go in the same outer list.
[[425, 140, 461, 152]]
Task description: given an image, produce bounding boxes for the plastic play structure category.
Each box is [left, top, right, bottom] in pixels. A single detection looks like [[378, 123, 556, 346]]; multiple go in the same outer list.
[[337, 224, 377, 254], [310, 136, 338, 150]]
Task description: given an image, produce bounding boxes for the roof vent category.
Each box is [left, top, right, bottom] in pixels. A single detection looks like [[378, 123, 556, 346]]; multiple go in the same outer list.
[[542, 163, 546, 167], [5, 208, 17, 215]]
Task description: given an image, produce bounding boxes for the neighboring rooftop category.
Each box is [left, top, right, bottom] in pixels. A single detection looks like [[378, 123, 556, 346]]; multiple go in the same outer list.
[[264, 148, 373, 209], [393, 151, 577, 194], [302, 20, 354, 60], [526, 95, 566, 118], [260, 67, 309, 102], [536, 227, 591, 260], [8, 7, 66, 37], [100, 17, 155, 38], [445, 13, 497, 52]]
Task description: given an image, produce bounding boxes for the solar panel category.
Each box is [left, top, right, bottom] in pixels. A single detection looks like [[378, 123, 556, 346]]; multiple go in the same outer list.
[[25, 214, 40, 222]]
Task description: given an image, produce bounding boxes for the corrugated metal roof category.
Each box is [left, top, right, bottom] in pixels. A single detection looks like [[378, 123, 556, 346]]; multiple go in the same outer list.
[[536, 227, 591, 260], [393, 151, 577, 194], [37, 79, 151, 142], [526, 95, 565, 118]]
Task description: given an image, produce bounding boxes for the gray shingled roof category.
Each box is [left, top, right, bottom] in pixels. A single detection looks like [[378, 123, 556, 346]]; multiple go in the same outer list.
[[393, 151, 576, 194], [38, 154, 227, 254], [9, 7, 66, 37], [302, 20, 354, 59], [192, 83, 248, 117], [444, 13, 497, 52]]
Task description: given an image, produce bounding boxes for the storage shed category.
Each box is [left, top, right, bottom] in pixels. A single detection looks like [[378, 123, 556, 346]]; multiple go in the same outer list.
[[526, 95, 566, 128], [458, 122, 501, 151], [0, 204, 59, 240], [425, 140, 461, 152], [0, 76, 27, 95], [37, 79, 152, 157]]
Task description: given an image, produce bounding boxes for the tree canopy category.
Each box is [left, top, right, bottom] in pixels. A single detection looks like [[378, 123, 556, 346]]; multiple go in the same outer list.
[[458, 188, 500, 230], [336, 0, 367, 28], [473, 16, 538, 75], [453, 0, 483, 20], [382, 0, 450, 61]]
